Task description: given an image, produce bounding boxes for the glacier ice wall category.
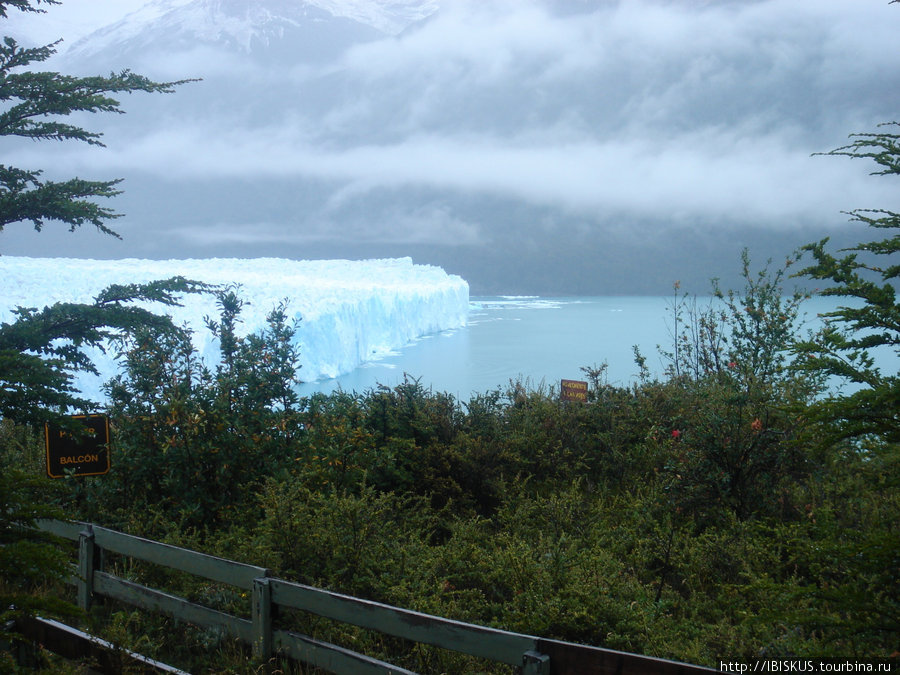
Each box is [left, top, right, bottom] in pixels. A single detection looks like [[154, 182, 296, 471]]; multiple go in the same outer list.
[[0, 256, 469, 399]]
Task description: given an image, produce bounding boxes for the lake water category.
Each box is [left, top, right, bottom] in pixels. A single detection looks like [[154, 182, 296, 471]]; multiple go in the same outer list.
[[296, 295, 864, 399]]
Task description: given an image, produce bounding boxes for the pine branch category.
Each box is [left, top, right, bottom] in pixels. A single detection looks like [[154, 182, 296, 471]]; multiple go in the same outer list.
[[0, 0, 58, 19]]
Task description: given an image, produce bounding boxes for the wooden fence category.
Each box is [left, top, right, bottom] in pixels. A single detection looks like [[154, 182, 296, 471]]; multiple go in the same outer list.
[[36, 519, 717, 675]]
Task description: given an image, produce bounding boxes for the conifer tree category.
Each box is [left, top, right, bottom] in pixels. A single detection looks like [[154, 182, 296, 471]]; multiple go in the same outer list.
[[0, 0, 193, 238], [791, 123, 900, 654], [795, 123, 900, 444], [0, 0, 200, 417], [0, 0, 198, 649], [0, 0, 200, 420]]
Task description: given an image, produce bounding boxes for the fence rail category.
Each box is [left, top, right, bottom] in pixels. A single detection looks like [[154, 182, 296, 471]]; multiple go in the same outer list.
[[37, 519, 717, 675], [12, 615, 189, 674]]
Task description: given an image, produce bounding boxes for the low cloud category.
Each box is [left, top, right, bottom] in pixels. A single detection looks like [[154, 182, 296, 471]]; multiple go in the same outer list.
[[4, 0, 899, 279], [12, 122, 894, 234]]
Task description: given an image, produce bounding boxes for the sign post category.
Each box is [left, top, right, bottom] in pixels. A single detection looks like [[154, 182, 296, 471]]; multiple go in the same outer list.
[[45, 414, 111, 478]]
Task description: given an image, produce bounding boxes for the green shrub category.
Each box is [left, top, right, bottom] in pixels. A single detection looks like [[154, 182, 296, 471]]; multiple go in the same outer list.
[[80, 289, 304, 534]]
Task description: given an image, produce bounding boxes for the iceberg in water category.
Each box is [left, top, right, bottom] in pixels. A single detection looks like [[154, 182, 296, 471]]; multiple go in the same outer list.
[[0, 256, 469, 399]]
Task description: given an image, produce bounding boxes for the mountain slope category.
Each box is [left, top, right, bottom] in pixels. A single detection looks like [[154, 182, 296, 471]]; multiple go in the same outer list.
[[66, 0, 438, 64]]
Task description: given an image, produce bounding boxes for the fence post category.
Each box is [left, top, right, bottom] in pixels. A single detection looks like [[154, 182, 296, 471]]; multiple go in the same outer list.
[[522, 650, 551, 675], [252, 576, 272, 663], [77, 525, 95, 611]]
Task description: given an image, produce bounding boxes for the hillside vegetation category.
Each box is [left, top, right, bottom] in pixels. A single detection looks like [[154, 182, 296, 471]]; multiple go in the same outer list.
[[1, 0, 896, 669], [3, 226, 897, 671]]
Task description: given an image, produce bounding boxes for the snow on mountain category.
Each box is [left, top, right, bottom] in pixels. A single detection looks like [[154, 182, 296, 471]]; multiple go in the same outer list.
[[311, 0, 438, 35], [66, 0, 439, 62], [0, 256, 469, 400]]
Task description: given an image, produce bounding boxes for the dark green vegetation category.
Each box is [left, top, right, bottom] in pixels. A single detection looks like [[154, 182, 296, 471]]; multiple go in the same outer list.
[[0, 0, 198, 669], [4, 223, 898, 670], [0, 0, 193, 239], [1, 1, 897, 671]]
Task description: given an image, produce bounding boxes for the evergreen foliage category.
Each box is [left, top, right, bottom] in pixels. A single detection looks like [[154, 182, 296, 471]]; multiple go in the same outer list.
[[0, 0, 194, 238], [0, 0, 198, 422], [3, 257, 896, 668], [1, 1, 897, 670], [0, 3, 195, 664], [794, 123, 900, 444], [0, 455, 73, 660], [0, 277, 210, 425], [788, 123, 900, 655], [0, 0, 56, 19], [78, 289, 303, 531], [37, 246, 889, 670]]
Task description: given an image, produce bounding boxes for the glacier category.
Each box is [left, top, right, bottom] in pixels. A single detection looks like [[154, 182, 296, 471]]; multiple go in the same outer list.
[[0, 256, 469, 400]]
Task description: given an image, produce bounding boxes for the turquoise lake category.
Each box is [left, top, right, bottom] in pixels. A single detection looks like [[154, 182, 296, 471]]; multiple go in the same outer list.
[[296, 295, 882, 399]]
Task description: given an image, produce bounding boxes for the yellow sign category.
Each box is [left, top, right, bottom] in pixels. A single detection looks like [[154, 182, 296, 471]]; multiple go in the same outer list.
[[45, 414, 110, 478], [560, 379, 588, 403]]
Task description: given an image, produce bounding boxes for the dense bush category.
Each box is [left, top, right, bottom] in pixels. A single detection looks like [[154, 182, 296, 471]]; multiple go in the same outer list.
[[76, 289, 304, 532], [1, 0, 895, 668], [2, 243, 896, 669]]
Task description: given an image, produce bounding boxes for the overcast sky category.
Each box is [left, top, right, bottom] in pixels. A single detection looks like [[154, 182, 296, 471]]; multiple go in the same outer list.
[[3, 0, 899, 294], [5, 0, 144, 43]]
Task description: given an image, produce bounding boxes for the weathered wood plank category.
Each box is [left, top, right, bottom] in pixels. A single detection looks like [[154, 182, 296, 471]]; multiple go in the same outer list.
[[15, 616, 190, 674], [523, 650, 552, 675], [91, 525, 268, 589], [77, 527, 95, 611], [94, 571, 255, 644], [536, 638, 719, 675], [269, 579, 537, 666], [35, 518, 85, 541], [272, 628, 419, 675], [32, 521, 718, 675], [252, 576, 272, 660]]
